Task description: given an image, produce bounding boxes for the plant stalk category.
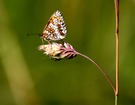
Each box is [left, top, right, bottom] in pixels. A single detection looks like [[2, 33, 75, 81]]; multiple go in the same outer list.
[[114, 0, 119, 96], [115, 95, 118, 105], [76, 52, 116, 93]]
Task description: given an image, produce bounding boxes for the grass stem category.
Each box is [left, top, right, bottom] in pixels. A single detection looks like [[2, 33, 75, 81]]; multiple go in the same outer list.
[[76, 52, 116, 93]]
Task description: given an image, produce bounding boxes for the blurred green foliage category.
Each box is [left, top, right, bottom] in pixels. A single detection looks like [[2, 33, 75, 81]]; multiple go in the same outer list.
[[0, 0, 135, 105]]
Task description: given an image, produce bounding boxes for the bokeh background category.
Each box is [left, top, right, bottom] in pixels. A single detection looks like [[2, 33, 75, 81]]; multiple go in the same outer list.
[[0, 0, 135, 105]]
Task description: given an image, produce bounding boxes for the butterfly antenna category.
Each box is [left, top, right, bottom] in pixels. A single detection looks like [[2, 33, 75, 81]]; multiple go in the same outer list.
[[27, 33, 42, 37]]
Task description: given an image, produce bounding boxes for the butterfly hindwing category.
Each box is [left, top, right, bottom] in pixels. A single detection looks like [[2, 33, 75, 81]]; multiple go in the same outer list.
[[42, 10, 67, 41]]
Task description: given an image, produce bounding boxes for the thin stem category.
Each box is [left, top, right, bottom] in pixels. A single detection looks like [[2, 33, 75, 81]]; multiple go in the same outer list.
[[76, 52, 116, 93], [114, 0, 119, 96], [115, 95, 118, 105]]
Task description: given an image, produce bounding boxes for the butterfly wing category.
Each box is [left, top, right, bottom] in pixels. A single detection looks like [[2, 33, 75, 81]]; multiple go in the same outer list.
[[42, 10, 67, 41]]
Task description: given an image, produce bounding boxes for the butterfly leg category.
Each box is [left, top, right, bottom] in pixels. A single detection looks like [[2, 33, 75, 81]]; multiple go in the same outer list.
[[41, 38, 45, 44]]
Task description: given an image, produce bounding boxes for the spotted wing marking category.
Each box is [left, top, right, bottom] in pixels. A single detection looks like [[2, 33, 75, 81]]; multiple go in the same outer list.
[[42, 10, 67, 41]]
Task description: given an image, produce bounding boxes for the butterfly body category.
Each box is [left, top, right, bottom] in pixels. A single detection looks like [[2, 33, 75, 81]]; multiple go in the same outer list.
[[42, 10, 67, 42]]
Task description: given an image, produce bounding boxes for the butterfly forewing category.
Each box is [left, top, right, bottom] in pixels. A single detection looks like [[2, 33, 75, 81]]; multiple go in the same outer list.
[[42, 10, 67, 41]]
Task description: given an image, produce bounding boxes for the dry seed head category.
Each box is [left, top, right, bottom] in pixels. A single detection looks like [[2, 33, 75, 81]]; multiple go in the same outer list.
[[38, 42, 77, 60]]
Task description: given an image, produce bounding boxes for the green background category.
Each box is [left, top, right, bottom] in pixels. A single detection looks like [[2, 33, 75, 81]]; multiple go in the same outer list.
[[0, 0, 134, 105]]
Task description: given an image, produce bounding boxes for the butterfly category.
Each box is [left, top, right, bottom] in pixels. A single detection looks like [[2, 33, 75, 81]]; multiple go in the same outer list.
[[41, 10, 67, 43]]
